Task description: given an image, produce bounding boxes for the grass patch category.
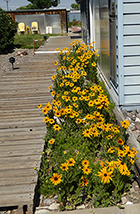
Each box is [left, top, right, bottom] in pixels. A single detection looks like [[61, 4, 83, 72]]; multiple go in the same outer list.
[[14, 33, 66, 49]]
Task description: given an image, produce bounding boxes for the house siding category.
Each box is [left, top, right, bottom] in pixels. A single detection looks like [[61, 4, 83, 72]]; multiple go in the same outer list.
[[82, 0, 140, 109], [122, 1, 140, 106]]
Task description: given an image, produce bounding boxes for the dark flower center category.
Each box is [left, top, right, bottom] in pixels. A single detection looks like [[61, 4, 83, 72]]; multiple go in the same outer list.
[[104, 173, 107, 177], [54, 177, 58, 181]]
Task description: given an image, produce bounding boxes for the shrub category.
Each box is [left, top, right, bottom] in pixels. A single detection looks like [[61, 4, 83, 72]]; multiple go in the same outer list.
[[68, 19, 81, 28], [0, 8, 17, 54]]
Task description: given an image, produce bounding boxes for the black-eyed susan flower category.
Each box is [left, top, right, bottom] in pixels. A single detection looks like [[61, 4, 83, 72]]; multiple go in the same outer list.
[[130, 158, 135, 165], [76, 118, 82, 124], [118, 149, 126, 157], [56, 100, 61, 107], [50, 173, 62, 185], [117, 138, 124, 145], [131, 147, 138, 155], [53, 124, 61, 131], [67, 158, 76, 166], [127, 150, 135, 158], [82, 160, 89, 167], [120, 120, 130, 129], [60, 83, 64, 87], [43, 116, 49, 123], [64, 91, 69, 95], [108, 147, 115, 153], [45, 102, 52, 111], [90, 128, 100, 137], [52, 75, 56, 80], [60, 163, 69, 171], [42, 107, 48, 115], [73, 103, 79, 108], [54, 111, 61, 118], [97, 167, 113, 184], [83, 129, 92, 138], [106, 161, 117, 172], [55, 48, 59, 51], [52, 100, 57, 105], [54, 61, 58, 65], [74, 112, 79, 117], [123, 145, 130, 153], [100, 161, 106, 167], [70, 83, 74, 87], [88, 100, 94, 106], [48, 85, 52, 90], [49, 138, 55, 144], [51, 91, 56, 96], [117, 162, 130, 176], [117, 160, 128, 173], [80, 177, 88, 187], [37, 104, 42, 108], [49, 119, 55, 124], [91, 62, 96, 67], [72, 96, 78, 102], [82, 167, 92, 175]]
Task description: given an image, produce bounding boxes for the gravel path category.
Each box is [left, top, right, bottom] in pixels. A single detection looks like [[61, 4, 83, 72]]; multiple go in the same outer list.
[[0, 48, 34, 77]]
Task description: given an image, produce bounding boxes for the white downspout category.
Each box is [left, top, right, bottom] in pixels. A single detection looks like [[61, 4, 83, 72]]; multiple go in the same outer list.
[[89, 0, 94, 45]]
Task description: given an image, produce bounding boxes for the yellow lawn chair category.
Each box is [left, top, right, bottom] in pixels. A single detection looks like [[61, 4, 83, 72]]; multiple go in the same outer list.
[[31, 21, 39, 34], [17, 22, 25, 35]]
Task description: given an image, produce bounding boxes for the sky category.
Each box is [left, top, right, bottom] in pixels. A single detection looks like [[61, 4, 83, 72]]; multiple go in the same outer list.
[[0, 0, 75, 11]]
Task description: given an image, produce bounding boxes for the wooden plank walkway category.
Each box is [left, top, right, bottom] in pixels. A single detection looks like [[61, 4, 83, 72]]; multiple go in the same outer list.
[[0, 35, 82, 214]]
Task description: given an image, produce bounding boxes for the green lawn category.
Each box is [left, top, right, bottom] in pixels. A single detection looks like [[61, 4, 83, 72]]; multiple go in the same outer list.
[[14, 33, 65, 49]]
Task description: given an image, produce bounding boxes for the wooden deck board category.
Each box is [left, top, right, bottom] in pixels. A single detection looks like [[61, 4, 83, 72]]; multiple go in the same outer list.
[[0, 193, 34, 207], [0, 48, 52, 211], [0, 35, 78, 212]]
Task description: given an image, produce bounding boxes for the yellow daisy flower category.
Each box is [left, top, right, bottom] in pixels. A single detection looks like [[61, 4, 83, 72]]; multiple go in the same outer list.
[[53, 124, 61, 131], [67, 158, 76, 166], [60, 163, 69, 171], [37, 104, 42, 108], [82, 167, 92, 175], [98, 167, 113, 184], [82, 160, 89, 167], [50, 173, 62, 185], [48, 138, 55, 144]]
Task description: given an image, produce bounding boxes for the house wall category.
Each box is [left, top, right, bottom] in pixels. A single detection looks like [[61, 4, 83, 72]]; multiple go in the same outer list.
[[112, 0, 140, 109], [84, 0, 140, 110], [122, 0, 140, 107]]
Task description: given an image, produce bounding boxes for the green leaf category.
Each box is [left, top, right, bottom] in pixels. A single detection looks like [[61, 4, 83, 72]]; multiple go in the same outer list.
[[57, 194, 62, 202], [74, 197, 82, 205], [70, 185, 74, 193], [118, 205, 125, 209]]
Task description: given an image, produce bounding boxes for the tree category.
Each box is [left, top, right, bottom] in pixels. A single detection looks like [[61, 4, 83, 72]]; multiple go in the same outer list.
[[16, 3, 39, 10], [0, 8, 17, 54], [27, 0, 60, 9], [71, 0, 81, 10], [71, 3, 80, 10]]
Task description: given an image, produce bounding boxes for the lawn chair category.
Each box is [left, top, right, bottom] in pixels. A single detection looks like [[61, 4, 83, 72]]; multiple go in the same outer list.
[[17, 22, 26, 35], [31, 21, 39, 34]]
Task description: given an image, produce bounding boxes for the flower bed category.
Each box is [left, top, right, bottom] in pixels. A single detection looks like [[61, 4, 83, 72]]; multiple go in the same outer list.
[[36, 40, 138, 211]]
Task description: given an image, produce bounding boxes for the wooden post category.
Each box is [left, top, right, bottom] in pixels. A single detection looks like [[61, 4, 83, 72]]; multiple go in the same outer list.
[[33, 39, 35, 55]]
